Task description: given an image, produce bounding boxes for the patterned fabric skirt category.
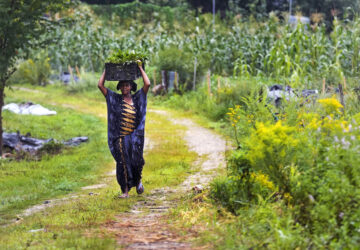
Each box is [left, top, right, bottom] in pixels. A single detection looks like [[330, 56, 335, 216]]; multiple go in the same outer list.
[[112, 101, 142, 193], [111, 136, 142, 193]]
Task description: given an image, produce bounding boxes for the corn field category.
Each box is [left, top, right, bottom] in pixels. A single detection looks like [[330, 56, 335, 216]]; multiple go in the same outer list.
[[40, 4, 360, 89]]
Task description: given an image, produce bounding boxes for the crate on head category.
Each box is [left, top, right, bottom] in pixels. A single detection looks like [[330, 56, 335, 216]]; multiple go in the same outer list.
[[105, 62, 145, 81]]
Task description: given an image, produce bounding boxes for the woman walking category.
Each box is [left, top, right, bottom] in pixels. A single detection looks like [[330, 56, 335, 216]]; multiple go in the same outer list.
[[98, 61, 150, 198]]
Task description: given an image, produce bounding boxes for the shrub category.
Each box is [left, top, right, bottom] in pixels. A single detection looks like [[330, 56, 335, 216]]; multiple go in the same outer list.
[[154, 46, 192, 87], [155, 76, 267, 123], [212, 93, 360, 247], [211, 150, 276, 214], [10, 51, 51, 86], [153, 46, 211, 89]]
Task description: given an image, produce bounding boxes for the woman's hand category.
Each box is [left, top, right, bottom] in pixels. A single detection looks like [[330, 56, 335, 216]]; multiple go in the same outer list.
[[136, 60, 143, 68], [136, 60, 150, 94]]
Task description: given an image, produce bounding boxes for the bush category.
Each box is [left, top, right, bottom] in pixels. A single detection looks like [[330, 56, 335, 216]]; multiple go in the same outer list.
[[10, 51, 51, 86], [211, 93, 360, 247], [154, 46, 192, 88], [153, 45, 211, 89], [211, 149, 276, 214]]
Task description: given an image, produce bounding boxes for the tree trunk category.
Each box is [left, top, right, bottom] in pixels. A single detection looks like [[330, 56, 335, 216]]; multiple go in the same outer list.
[[0, 81, 4, 156]]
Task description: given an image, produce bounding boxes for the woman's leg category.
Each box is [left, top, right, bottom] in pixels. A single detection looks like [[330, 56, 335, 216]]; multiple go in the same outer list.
[[116, 161, 129, 197], [113, 138, 130, 197]]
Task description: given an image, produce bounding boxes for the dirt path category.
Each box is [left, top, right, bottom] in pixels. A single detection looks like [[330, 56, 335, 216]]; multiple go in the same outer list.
[[105, 110, 228, 249], [6, 107, 228, 249]]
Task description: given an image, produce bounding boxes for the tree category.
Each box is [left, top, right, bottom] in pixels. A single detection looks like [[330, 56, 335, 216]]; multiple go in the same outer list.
[[0, 0, 72, 156], [293, 0, 360, 27]]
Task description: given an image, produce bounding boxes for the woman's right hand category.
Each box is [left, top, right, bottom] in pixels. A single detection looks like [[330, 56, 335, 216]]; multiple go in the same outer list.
[[98, 69, 107, 97]]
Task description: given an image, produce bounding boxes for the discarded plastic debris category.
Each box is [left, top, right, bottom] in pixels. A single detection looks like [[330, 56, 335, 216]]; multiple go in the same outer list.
[[3, 132, 52, 152], [2, 132, 88, 153], [267, 85, 319, 107], [3, 102, 56, 116], [63, 136, 88, 146]]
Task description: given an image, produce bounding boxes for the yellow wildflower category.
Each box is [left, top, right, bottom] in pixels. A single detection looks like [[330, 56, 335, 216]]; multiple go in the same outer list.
[[318, 97, 343, 115], [251, 172, 275, 190]]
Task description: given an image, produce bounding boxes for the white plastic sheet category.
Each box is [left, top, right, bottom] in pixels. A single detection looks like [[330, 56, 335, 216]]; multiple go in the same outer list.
[[3, 103, 56, 116]]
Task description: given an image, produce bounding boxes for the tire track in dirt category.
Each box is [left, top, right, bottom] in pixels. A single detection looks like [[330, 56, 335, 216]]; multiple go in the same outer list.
[[105, 110, 228, 249]]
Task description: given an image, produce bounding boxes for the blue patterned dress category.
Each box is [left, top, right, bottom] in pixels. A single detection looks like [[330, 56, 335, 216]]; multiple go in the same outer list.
[[105, 88, 147, 193]]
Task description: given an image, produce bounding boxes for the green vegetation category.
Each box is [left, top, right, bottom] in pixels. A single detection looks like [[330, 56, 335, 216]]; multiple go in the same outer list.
[[162, 78, 360, 247], [9, 51, 52, 86], [3, 0, 360, 248], [105, 49, 148, 64], [213, 96, 360, 247], [19, 2, 357, 93], [0, 0, 73, 156]]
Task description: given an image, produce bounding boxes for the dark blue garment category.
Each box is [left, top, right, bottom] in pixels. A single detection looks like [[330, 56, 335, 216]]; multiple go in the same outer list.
[[106, 88, 147, 192]]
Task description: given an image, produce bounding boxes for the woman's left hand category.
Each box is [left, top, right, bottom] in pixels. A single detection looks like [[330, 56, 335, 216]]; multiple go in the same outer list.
[[136, 60, 143, 68]]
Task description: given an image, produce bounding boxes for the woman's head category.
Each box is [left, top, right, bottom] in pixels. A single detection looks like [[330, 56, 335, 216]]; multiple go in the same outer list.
[[117, 80, 137, 94]]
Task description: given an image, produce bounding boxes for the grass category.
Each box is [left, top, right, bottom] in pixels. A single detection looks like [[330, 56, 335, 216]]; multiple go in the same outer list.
[[169, 190, 305, 249], [0, 83, 197, 248], [1, 89, 111, 225], [143, 111, 198, 188]]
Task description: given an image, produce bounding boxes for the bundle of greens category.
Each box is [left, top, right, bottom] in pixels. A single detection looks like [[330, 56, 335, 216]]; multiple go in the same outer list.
[[105, 49, 148, 64]]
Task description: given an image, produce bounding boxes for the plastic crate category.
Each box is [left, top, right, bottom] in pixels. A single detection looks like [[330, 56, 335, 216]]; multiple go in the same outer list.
[[105, 63, 144, 81]]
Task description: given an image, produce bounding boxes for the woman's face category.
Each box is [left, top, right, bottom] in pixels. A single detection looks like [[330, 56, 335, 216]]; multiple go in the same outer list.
[[119, 82, 131, 95]]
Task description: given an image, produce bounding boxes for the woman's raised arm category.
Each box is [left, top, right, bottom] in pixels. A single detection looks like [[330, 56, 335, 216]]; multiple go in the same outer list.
[[98, 70, 107, 97], [137, 60, 150, 94]]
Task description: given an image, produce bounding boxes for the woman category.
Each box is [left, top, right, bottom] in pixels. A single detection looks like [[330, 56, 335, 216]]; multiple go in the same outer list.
[[98, 60, 150, 198]]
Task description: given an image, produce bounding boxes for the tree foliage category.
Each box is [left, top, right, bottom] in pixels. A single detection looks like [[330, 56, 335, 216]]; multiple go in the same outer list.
[[81, 0, 359, 22], [0, 0, 72, 155], [0, 0, 72, 80]]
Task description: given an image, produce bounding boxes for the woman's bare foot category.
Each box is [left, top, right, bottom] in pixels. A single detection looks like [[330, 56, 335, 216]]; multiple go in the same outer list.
[[118, 187, 129, 198], [118, 193, 129, 199]]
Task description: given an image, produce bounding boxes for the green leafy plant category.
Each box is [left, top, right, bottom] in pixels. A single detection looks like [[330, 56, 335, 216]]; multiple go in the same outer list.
[[10, 51, 52, 86], [105, 49, 148, 64]]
